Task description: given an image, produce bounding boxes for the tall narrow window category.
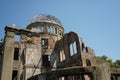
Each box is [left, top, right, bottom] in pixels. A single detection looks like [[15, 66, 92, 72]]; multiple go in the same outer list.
[[48, 55, 50, 61], [59, 30, 62, 35], [70, 41, 77, 56], [42, 55, 50, 67], [52, 27, 57, 34], [60, 50, 65, 61], [48, 26, 51, 33], [73, 41, 77, 54], [12, 70, 18, 80], [14, 48, 19, 60], [39, 25, 44, 32], [41, 39, 48, 46], [70, 44, 74, 56], [55, 27, 57, 34]]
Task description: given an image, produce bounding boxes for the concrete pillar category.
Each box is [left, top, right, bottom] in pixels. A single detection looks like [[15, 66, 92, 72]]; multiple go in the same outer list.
[[44, 23, 47, 33], [56, 26, 59, 35], [1, 31, 15, 80]]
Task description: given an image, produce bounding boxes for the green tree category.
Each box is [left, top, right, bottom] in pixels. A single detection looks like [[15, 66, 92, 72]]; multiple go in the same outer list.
[[113, 60, 120, 68], [96, 55, 120, 68], [96, 55, 108, 61]]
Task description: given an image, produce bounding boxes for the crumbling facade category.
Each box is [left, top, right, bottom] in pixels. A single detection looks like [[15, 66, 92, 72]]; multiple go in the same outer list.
[[0, 14, 120, 80]]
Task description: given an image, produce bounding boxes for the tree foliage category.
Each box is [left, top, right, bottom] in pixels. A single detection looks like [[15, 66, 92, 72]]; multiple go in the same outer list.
[[96, 55, 120, 68], [112, 60, 120, 68]]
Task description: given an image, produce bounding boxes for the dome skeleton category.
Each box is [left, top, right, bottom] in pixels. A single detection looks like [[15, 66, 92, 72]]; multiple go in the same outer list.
[[29, 14, 62, 26]]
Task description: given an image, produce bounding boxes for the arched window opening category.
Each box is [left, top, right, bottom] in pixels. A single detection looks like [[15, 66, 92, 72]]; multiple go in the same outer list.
[[86, 59, 91, 66]]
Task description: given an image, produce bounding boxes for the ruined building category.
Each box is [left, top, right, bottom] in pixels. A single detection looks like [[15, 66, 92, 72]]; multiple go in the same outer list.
[[0, 14, 120, 80]]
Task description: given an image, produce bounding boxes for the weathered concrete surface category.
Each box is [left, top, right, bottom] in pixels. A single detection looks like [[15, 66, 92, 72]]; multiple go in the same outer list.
[[0, 14, 64, 80], [1, 31, 15, 80], [28, 66, 96, 80], [0, 14, 120, 80], [28, 32, 113, 80]]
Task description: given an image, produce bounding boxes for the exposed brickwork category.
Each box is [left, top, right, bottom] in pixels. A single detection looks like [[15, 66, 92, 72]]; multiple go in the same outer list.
[[0, 14, 120, 80]]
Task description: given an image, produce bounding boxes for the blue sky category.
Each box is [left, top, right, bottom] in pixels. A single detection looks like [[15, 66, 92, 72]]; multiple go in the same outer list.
[[0, 0, 120, 61]]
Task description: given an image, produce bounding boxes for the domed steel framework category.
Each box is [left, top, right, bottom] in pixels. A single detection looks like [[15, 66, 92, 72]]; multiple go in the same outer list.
[[29, 14, 62, 26]]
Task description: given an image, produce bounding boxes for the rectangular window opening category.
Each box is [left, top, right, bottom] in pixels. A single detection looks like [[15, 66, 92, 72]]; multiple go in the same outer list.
[[12, 70, 18, 80], [52, 27, 57, 34], [15, 35, 20, 42], [14, 48, 19, 60], [48, 26, 51, 33], [42, 55, 50, 67], [41, 39, 48, 46], [40, 26, 44, 32], [69, 41, 77, 56]]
